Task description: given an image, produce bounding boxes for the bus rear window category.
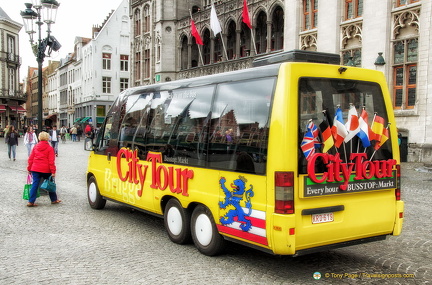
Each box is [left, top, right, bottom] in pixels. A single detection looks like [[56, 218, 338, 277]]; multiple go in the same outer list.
[[298, 78, 393, 174]]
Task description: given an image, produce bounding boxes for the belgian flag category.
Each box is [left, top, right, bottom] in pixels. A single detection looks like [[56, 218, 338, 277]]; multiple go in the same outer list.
[[320, 110, 334, 153]]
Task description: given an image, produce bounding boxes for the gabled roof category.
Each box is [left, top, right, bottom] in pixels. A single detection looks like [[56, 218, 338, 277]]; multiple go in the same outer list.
[[0, 7, 23, 29]]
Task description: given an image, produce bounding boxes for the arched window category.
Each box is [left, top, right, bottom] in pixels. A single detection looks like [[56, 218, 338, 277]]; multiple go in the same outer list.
[[203, 29, 211, 65], [180, 36, 188, 70], [240, 23, 251, 57], [144, 5, 150, 33], [134, 9, 141, 36], [214, 35, 222, 62], [256, 11, 267, 54], [226, 20, 236, 59], [271, 6, 284, 51]]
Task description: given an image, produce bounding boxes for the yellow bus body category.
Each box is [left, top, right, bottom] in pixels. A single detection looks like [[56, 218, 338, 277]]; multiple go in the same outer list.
[[87, 58, 404, 256]]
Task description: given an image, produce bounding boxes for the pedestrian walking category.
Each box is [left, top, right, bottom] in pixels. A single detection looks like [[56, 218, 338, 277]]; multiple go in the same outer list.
[[70, 125, 77, 142], [26, 131, 61, 207], [60, 125, 67, 143], [5, 125, 19, 161], [23, 126, 38, 156], [77, 126, 83, 142], [49, 126, 60, 156]]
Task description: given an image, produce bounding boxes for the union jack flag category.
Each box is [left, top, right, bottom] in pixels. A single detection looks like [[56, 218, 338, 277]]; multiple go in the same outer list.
[[301, 130, 316, 160], [307, 120, 321, 148]]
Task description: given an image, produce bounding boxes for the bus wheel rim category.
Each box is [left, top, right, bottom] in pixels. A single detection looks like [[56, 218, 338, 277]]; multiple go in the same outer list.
[[167, 207, 183, 236], [195, 213, 212, 246], [89, 183, 97, 202]]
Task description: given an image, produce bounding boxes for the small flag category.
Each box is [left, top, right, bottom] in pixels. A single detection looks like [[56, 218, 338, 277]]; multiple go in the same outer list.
[[210, 4, 222, 36], [374, 127, 389, 150], [242, 0, 252, 29], [301, 130, 316, 160], [190, 19, 203, 45], [357, 108, 371, 148], [307, 120, 321, 148], [371, 115, 385, 142], [331, 107, 348, 148], [319, 118, 334, 153], [344, 104, 360, 143]]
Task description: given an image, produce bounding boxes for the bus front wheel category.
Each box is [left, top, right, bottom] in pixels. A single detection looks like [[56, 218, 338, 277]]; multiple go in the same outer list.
[[191, 205, 225, 256], [164, 199, 191, 244], [87, 176, 106, 209]]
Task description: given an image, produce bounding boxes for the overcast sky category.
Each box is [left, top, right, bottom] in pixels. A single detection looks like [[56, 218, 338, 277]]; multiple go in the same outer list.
[[1, 0, 124, 81]]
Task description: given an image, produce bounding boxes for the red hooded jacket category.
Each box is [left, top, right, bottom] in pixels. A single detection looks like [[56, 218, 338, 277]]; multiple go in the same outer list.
[[27, 141, 56, 174]]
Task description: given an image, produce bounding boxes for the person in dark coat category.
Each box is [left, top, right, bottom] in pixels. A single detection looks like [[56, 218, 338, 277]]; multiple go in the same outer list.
[[5, 125, 19, 161], [27, 131, 61, 207]]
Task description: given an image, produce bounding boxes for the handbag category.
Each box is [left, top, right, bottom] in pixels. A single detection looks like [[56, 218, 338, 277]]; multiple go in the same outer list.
[[23, 174, 40, 199], [40, 176, 56, 192]]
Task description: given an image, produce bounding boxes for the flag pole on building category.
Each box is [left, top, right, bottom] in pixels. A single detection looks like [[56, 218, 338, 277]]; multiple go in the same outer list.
[[189, 9, 204, 66], [210, 2, 228, 60], [242, 0, 257, 55]]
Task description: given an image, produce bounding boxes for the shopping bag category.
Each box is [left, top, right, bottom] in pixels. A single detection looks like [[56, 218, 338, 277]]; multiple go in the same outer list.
[[40, 176, 56, 192], [23, 174, 39, 200]]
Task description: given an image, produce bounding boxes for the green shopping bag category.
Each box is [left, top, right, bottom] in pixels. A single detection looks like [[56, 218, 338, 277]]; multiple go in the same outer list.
[[23, 174, 39, 200]]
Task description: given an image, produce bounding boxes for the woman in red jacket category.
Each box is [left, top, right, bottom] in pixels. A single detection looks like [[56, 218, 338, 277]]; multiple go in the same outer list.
[[27, 131, 61, 207]]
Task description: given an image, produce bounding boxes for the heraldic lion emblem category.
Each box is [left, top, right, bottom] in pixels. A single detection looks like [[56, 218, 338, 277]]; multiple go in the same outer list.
[[219, 176, 254, 232]]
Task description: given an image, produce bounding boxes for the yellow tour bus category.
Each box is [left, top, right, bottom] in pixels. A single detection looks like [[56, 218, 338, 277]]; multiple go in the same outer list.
[[86, 50, 403, 256]]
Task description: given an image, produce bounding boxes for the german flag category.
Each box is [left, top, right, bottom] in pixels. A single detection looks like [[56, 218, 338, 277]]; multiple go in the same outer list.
[[319, 117, 334, 153]]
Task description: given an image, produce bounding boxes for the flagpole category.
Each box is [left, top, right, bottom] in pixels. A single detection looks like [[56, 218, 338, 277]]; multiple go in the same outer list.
[[250, 29, 257, 55], [189, 9, 204, 66]]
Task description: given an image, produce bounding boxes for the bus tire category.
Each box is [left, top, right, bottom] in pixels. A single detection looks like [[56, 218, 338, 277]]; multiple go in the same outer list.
[[191, 205, 225, 256], [87, 176, 106, 209], [164, 199, 191, 244]]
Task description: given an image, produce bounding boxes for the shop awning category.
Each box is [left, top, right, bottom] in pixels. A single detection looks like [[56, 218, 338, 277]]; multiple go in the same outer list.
[[0, 104, 6, 111], [73, 117, 82, 123], [81, 117, 91, 123], [96, 117, 105, 124], [8, 105, 27, 113]]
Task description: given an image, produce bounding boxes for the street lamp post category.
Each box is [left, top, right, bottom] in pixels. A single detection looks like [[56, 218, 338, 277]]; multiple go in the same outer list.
[[21, 0, 60, 133]]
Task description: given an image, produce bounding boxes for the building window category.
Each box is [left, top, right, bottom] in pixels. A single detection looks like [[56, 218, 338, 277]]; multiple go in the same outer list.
[[144, 49, 150, 78], [134, 9, 141, 36], [102, 77, 112, 94], [396, 0, 419, 7], [8, 68, 16, 94], [135, 52, 141, 80], [103, 53, 111, 70], [303, 0, 318, 30], [392, 38, 418, 109], [345, 0, 363, 20], [120, 55, 129, 71], [120, 78, 129, 92], [144, 6, 150, 33]]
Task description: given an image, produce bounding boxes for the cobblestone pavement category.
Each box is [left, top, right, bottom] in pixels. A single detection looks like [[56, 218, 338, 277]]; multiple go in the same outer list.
[[0, 138, 430, 284]]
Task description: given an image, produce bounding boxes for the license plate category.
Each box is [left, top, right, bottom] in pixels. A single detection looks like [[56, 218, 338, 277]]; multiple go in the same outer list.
[[312, 212, 334, 224]]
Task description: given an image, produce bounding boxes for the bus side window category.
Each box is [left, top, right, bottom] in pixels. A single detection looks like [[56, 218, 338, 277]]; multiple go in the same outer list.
[[209, 77, 275, 174]]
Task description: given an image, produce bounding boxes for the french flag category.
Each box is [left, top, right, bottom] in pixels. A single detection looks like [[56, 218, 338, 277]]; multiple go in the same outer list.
[[331, 107, 347, 148], [357, 108, 371, 147]]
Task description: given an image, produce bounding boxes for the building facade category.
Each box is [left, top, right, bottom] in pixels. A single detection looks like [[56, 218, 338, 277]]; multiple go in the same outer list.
[[0, 7, 25, 134], [129, 0, 431, 163]]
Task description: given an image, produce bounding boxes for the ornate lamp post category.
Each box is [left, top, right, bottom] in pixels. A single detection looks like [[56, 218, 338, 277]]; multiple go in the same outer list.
[[21, 0, 61, 133]]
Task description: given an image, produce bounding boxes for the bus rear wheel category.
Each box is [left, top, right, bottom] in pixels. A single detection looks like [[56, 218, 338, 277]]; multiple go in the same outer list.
[[191, 205, 225, 256], [87, 176, 106, 209], [164, 199, 191, 244]]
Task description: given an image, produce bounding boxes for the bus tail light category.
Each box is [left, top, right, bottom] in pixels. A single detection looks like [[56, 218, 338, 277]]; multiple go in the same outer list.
[[395, 164, 401, 201], [275, 172, 294, 214]]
